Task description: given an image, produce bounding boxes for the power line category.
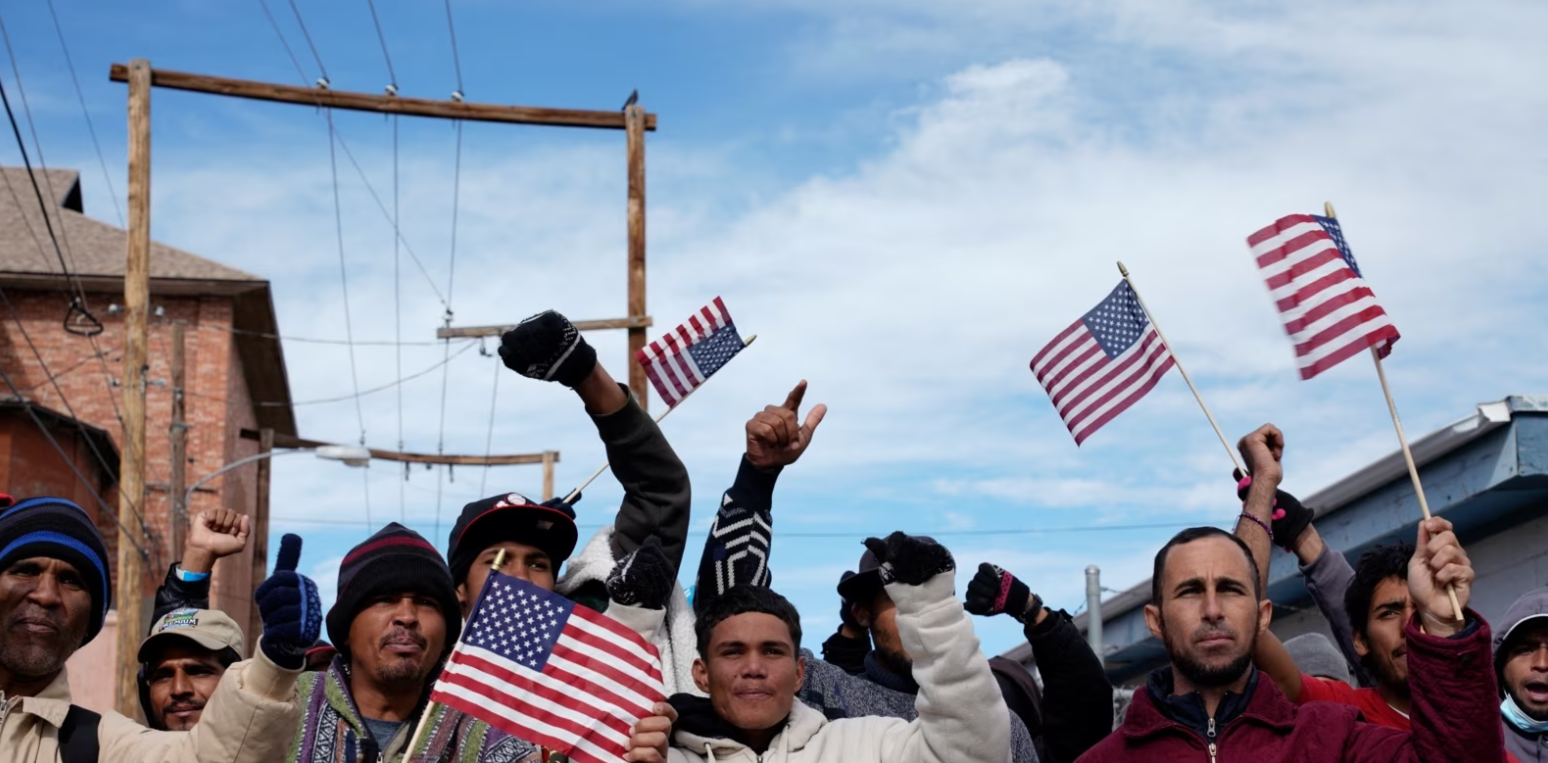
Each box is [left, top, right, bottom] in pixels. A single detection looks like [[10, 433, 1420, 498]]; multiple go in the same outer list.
[[181, 338, 477, 408], [324, 115, 366, 444], [195, 321, 449, 346], [42, 0, 125, 228], [363, 0, 398, 90], [284, 0, 330, 84], [443, 0, 464, 96], [256, 0, 310, 85], [0, 46, 100, 336], [479, 356, 499, 495]]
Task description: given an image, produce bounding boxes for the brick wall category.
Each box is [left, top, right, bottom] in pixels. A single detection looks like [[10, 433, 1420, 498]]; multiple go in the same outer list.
[[0, 286, 263, 647]]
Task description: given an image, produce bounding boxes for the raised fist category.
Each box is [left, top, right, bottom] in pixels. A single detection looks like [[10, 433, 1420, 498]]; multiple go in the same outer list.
[[862, 532, 954, 587], [254, 534, 323, 669], [498, 310, 598, 388], [965, 562, 1033, 621]]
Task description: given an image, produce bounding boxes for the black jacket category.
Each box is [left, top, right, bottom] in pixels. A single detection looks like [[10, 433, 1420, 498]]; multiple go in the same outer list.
[[595, 387, 693, 571], [1020, 608, 1113, 763]]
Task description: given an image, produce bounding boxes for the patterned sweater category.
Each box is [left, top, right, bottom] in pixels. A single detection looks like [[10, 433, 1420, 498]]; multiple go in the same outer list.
[[283, 657, 538, 763]]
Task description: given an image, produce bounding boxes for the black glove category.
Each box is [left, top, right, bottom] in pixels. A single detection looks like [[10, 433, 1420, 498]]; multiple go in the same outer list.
[[1236, 475, 1314, 552], [498, 310, 598, 388], [606, 536, 675, 610], [965, 562, 1036, 621], [254, 534, 322, 669], [837, 571, 864, 630], [862, 532, 954, 587]]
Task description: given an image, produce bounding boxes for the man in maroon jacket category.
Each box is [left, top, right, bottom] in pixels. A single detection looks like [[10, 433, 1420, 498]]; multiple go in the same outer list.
[[1076, 510, 1504, 762]]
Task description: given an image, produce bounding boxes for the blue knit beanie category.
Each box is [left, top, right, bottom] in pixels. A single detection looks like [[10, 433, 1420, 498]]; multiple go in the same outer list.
[[0, 497, 113, 645]]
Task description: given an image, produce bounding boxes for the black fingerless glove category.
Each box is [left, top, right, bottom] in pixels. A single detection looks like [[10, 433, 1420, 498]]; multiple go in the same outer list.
[[498, 310, 598, 388], [965, 562, 1034, 621], [862, 532, 954, 587]]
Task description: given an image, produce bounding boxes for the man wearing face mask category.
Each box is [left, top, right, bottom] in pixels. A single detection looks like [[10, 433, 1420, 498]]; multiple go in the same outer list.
[[1496, 587, 1548, 763]]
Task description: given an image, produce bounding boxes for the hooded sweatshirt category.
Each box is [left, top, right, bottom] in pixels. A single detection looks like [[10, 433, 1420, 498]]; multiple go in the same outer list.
[[665, 574, 1010, 763], [1496, 587, 1548, 763]]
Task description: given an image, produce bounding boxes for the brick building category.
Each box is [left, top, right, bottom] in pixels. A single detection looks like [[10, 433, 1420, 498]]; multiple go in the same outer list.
[[0, 166, 294, 660]]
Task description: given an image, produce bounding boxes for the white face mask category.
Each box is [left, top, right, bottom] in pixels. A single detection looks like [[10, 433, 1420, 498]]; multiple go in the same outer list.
[[1502, 693, 1548, 734]]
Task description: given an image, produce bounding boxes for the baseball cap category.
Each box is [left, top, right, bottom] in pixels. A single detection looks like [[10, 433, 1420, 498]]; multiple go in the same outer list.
[[137, 608, 246, 663]]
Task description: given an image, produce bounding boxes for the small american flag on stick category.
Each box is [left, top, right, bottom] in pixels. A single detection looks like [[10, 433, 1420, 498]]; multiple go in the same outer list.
[[637, 297, 745, 407], [427, 571, 666, 763], [1247, 214, 1400, 380], [1031, 281, 1175, 445]]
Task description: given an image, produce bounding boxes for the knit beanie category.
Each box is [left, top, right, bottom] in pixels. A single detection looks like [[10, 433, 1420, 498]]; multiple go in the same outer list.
[[446, 492, 579, 587], [1284, 632, 1351, 685], [0, 497, 112, 645], [326, 523, 462, 655]]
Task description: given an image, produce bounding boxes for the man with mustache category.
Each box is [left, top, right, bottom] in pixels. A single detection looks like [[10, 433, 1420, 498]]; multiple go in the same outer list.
[[0, 496, 315, 762], [281, 523, 533, 763], [1077, 425, 1505, 762], [137, 608, 247, 731]]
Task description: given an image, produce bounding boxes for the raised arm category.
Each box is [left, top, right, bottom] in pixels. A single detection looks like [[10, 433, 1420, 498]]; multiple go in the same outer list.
[[869, 534, 1011, 763], [1232, 424, 1284, 598], [498, 310, 693, 569], [691, 381, 825, 614], [151, 509, 250, 625], [965, 563, 1110, 763]]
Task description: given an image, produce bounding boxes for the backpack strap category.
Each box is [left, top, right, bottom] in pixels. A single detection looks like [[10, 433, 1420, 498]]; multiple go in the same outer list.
[[58, 705, 102, 763]]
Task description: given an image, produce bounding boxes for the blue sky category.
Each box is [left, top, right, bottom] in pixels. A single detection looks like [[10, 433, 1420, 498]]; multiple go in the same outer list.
[[3, 0, 1546, 656]]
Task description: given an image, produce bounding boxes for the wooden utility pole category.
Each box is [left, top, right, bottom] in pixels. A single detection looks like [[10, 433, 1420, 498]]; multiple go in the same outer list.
[[542, 450, 556, 501], [625, 104, 649, 410], [116, 57, 152, 719], [169, 321, 187, 555], [249, 427, 273, 652]]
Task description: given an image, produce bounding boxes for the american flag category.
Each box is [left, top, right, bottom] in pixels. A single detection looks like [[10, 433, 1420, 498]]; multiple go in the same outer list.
[[637, 297, 744, 407], [427, 571, 666, 763], [1031, 281, 1175, 445], [1247, 214, 1399, 380]]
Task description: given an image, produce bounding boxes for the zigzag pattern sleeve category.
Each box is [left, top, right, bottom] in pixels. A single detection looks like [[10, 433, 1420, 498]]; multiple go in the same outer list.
[[692, 455, 780, 614]]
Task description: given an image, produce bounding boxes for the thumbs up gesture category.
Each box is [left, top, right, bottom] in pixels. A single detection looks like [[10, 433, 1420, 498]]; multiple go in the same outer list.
[[253, 534, 323, 669]]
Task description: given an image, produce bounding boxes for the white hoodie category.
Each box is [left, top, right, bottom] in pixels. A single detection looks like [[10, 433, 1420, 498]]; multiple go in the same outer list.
[[667, 574, 1011, 763]]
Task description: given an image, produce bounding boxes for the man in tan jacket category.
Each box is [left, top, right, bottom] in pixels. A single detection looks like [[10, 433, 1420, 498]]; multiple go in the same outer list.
[[0, 496, 315, 762]]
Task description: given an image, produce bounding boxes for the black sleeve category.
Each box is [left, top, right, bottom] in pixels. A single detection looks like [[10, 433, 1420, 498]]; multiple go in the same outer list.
[[1024, 608, 1113, 763], [150, 562, 212, 629], [691, 455, 779, 614], [594, 385, 693, 572]]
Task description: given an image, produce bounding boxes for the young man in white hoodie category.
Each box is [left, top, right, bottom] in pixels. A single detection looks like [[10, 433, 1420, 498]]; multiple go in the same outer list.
[[657, 532, 1011, 763]]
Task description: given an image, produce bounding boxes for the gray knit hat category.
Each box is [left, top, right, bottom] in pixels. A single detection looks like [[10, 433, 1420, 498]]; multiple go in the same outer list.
[[1284, 632, 1351, 685]]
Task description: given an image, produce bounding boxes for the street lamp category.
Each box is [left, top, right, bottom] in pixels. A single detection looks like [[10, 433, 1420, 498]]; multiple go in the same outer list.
[[181, 445, 373, 514]]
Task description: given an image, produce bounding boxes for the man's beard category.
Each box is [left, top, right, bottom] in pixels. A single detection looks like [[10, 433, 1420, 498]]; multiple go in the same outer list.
[[1, 608, 81, 681], [1162, 619, 1255, 689], [875, 646, 912, 677], [373, 627, 431, 685]]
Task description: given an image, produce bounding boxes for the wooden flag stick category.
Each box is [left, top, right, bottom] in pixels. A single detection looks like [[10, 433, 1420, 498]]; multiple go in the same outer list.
[[1323, 202, 1464, 622], [404, 549, 511, 760], [1118, 262, 1245, 476], [562, 334, 758, 502]]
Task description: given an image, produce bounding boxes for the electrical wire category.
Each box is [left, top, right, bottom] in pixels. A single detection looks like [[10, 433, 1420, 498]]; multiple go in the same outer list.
[[394, 113, 404, 520], [42, 0, 124, 228], [479, 356, 499, 495], [324, 114, 366, 445], [284, 0, 330, 83], [364, 0, 397, 90], [256, 0, 310, 85], [181, 338, 477, 408], [195, 321, 448, 346], [443, 0, 464, 95]]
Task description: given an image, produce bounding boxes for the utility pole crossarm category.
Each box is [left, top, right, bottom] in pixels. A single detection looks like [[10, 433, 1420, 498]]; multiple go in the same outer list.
[[437, 315, 652, 340], [108, 64, 658, 131], [237, 429, 559, 467]]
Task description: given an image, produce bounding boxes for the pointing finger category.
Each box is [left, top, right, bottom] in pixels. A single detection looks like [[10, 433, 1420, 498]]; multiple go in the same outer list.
[[275, 533, 303, 573], [782, 380, 808, 413]]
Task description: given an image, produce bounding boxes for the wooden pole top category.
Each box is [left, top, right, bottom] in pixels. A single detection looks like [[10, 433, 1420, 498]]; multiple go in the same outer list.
[[109, 63, 658, 131]]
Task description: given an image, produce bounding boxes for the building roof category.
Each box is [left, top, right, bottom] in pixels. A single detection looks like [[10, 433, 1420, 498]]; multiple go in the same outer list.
[[0, 168, 260, 284], [0, 166, 296, 435], [1001, 394, 1548, 680]]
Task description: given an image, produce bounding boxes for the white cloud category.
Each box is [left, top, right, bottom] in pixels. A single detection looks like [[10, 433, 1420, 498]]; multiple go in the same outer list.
[[57, 0, 1547, 655]]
